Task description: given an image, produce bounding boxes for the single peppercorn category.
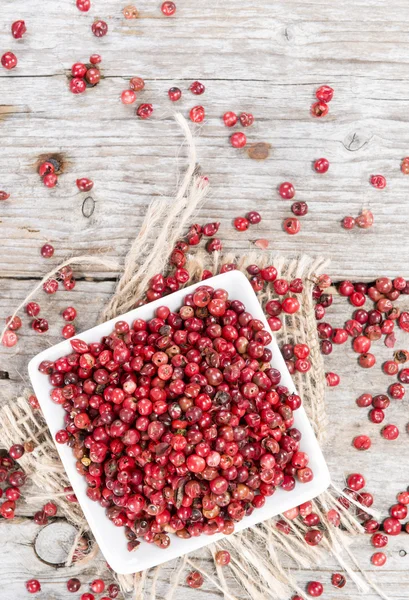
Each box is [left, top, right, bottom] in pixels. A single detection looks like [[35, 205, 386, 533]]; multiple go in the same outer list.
[[186, 571, 203, 588], [306, 581, 323, 597], [11, 20, 27, 39], [331, 573, 346, 588], [283, 217, 300, 235], [234, 217, 249, 231], [247, 211, 261, 224], [291, 201, 308, 216], [41, 243, 54, 258], [1, 52, 18, 70], [223, 111, 237, 127], [92, 20, 108, 37], [239, 112, 254, 127], [230, 132, 246, 148], [190, 81, 205, 95], [370, 175, 386, 189], [314, 158, 329, 173], [26, 580, 41, 594], [137, 103, 153, 119], [67, 578, 81, 592], [168, 87, 181, 102], [161, 1, 176, 16], [316, 85, 334, 102], [278, 182, 295, 199], [311, 101, 328, 117]]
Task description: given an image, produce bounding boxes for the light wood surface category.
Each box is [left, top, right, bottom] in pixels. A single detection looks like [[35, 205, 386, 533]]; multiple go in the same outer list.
[[1, 0, 409, 598]]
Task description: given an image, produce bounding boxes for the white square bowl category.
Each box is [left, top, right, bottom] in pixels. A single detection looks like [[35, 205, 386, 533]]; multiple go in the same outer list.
[[28, 270, 330, 574]]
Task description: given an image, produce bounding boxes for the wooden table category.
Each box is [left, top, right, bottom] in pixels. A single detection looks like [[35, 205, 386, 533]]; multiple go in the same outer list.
[[1, 0, 409, 598]]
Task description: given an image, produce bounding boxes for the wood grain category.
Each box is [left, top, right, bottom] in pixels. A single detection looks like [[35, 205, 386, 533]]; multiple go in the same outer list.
[[2, 0, 409, 598]]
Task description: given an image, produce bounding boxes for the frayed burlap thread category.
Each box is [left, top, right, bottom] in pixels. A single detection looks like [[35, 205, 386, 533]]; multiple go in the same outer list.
[[0, 113, 390, 599]]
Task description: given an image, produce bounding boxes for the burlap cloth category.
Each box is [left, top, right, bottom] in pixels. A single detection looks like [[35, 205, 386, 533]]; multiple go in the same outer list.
[[0, 115, 388, 600]]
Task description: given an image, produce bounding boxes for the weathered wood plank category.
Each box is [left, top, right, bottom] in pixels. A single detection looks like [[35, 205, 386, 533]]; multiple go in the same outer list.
[[1, 519, 409, 600], [1, 72, 409, 280]]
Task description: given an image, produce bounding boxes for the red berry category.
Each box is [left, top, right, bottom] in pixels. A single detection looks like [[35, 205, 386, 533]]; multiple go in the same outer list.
[[358, 353, 376, 368], [390, 503, 407, 520], [92, 20, 108, 37], [291, 201, 308, 216], [43, 279, 58, 294], [239, 112, 254, 127], [11, 20, 27, 39], [2, 330, 18, 347], [86, 68, 100, 85], [32, 318, 49, 334], [130, 77, 145, 91], [137, 103, 153, 119], [389, 382, 405, 400], [353, 435, 371, 450], [186, 571, 203, 588], [41, 243, 54, 258], [215, 550, 231, 565], [62, 307, 77, 321], [72, 63, 87, 78], [70, 78, 86, 94], [223, 111, 237, 127], [43, 502, 57, 516], [356, 209, 374, 229], [123, 5, 139, 18], [234, 217, 249, 231], [90, 579, 105, 593], [283, 217, 300, 235], [161, 1, 176, 16], [168, 87, 181, 102], [282, 297, 300, 314], [342, 216, 355, 229], [352, 335, 371, 354], [331, 573, 346, 588], [67, 578, 81, 592], [370, 175, 386, 189], [189, 81, 205, 95], [121, 89, 137, 104], [278, 182, 295, 199], [0, 191, 10, 200], [347, 473, 365, 491], [311, 101, 328, 117], [190, 105, 205, 123], [246, 211, 261, 224], [381, 424, 399, 440], [62, 324, 76, 339], [326, 372, 340, 387], [6, 316, 22, 331], [76, 178, 94, 192], [371, 552, 387, 567], [55, 430, 69, 444], [90, 54, 102, 65], [306, 581, 323, 597], [371, 533, 388, 548], [314, 158, 329, 173], [43, 173, 58, 188], [76, 0, 91, 10], [316, 85, 334, 102], [230, 132, 246, 148], [1, 52, 18, 70], [9, 444, 24, 459], [26, 580, 41, 594]]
